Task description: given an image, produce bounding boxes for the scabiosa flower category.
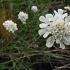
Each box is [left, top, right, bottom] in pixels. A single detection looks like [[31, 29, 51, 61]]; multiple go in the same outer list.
[[18, 11, 28, 24], [31, 6, 38, 12], [39, 9, 70, 49], [3, 20, 18, 33]]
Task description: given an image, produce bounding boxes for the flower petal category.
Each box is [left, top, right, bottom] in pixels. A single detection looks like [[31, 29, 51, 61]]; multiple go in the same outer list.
[[39, 16, 46, 23], [54, 10, 58, 15], [53, 10, 59, 21], [63, 36, 70, 45], [39, 23, 47, 28], [58, 9, 63, 14], [56, 38, 60, 44], [46, 36, 55, 48], [64, 6, 70, 11], [45, 14, 53, 21], [62, 13, 68, 19], [60, 42, 65, 49], [43, 31, 50, 38], [65, 15, 70, 23], [38, 29, 46, 36], [67, 36, 70, 44]]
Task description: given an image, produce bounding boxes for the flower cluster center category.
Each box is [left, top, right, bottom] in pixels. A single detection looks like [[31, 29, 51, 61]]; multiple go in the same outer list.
[[51, 20, 65, 39]]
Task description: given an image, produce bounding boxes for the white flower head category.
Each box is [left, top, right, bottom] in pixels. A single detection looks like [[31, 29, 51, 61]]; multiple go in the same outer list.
[[3, 20, 18, 33], [39, 9, 70, 49], [18, 11, 28, 24], [31, 6, 38, 12]]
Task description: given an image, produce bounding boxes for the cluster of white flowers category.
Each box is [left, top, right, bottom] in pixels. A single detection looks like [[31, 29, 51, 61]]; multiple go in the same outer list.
[[31, 6, 38, 12], [18, 6, 38, 24], [18, 11, 28, 24], [39, 9, 70, 49], [3, 20, 18, 33], [3, 5, 38, 34]]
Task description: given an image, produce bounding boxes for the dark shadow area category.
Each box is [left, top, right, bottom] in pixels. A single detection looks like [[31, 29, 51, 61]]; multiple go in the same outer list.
[[32, 62, 53, 70]]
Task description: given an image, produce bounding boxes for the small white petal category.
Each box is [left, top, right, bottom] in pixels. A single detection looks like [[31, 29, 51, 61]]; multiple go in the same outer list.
[[39, 23, 47, 28], [63, 36, 69, 45], [56, 38, 60, 44], [43, 32, 50, 38], [39, 16, 46, 23], [65, 15, 70, 23], [54, 10, 58, 15], [45, 14, 53, 21], [46, 36, 55, 48], [58, 9, 63, 14], [63, 36, 70, 45], [60, 42, 65, 49], [38, 29, 46, 36], [62, 13, 68, 19], [64, 6, 70, 11], [53, 11, 59, 21]]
